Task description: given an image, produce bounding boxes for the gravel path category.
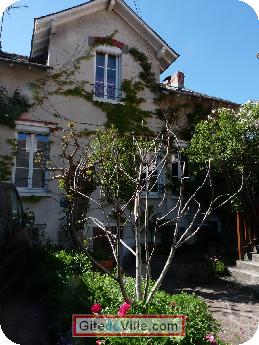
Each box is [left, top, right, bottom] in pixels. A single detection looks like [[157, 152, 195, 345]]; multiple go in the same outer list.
[[163, 279, 259, 345], [124, 252, 259, 345]]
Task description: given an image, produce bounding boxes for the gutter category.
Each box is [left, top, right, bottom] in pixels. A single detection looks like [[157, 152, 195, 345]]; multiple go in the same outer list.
[[161, 85, 240, 107], [0, 57, 52, 70]]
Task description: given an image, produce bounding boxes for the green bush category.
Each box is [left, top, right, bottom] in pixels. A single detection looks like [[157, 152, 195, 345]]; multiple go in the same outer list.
[[55, 249, 92, 275], [104, 291, 221, 345], [27, 246, 93, 342], [77, 273, 222, 345], [27, 245, 64, 298], [28, 246, 92, 294], [27, 247, 226, 345], [208, 257, 229, 277]]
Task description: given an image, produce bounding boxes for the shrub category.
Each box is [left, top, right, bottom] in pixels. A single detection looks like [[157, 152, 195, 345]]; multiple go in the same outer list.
[[209, 257, 229, 277], [77, 274, 222, 345], [102, 292, 220, 345], [28, 246, 92, 296], [27, 247, 225, 345], [27, 245, 64, 298], [27, 246, 93, 343], [55, 249, 92, 275]]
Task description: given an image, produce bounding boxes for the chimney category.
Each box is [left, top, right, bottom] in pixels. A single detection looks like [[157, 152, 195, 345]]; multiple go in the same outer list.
[[163, 71, 185, 89]]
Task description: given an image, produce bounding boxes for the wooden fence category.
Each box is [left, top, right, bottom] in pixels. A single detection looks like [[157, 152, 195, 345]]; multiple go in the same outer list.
[[236, 208, 259, 260]]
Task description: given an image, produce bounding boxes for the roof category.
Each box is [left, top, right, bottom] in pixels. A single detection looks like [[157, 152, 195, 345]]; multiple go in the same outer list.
[[0, 51, 29, 63], [162, 85, 240, 107], [0, 50, 51, 69], [30, 0, 179, 71]]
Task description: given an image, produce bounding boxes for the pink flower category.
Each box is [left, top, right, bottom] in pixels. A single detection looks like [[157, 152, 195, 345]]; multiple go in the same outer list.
[[91, 303, 102, 314], [118, 302, 131, 316], [205, 334, 218, 345], [96, 340, 105, 345]]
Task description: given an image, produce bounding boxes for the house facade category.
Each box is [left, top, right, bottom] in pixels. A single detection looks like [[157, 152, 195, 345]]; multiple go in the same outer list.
[[0, 0, 239, 255]]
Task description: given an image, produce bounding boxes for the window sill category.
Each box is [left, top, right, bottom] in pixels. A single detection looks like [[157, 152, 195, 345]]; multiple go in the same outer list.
[[18, 190, 51, 197], [93, 96, 124, 105], [140, 192, 160, 199]]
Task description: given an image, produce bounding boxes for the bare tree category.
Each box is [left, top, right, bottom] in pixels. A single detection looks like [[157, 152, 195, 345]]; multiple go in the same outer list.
[[56, 123, 243, 305]]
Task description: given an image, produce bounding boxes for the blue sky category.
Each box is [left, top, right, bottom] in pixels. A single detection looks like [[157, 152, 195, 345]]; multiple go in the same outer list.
[[1, 0, 259, 104]]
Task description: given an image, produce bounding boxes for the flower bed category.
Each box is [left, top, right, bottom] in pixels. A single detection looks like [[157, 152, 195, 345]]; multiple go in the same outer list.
[[27, 247, 228, 345]]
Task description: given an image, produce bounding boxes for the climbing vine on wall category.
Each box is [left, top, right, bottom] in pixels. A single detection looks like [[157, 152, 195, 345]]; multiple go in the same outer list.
[[156, 103, 212, 141], [128, 47, 160, 94], [182, 104, 213, 140], [28, 31, 166, 236], [0, 87, 30, 128], [0, 138, 17, 182], [32, 31, 162, 135], [0, 87, 29, 181]]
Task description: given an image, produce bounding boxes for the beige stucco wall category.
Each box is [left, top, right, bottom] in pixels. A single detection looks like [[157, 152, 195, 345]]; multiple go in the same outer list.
[[41, 8, 160, 129], [48, 9, 161, 85], [0, 6, 164, 244], [0, 62, 63, 242], [0, 6, 238, 246], [0, 63, 45, 99]]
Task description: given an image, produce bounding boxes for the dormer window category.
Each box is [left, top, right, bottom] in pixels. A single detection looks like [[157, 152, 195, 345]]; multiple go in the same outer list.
[[94, 47, 121, 102]]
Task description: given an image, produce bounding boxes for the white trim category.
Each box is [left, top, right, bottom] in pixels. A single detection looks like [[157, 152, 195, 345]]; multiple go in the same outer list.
[[113, 4, 176, 70], [13, 128, 50, 192], [95, 45, 122, 55], [94, 49, 122, 102], [93, 96, 124, 105], [31, 0, 179, 71], [18, 190, 51, 197], [108, 0, 116, 12], [171, 147, 189, 198], [16, 120, 56, 129], [140, 157, 165, 199], [16, 123, 50, 134], [157, 46, 166, 59]]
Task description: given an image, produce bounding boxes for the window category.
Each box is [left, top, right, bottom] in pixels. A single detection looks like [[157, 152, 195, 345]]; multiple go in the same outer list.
[[94, 52, 121, 101], [10, 189, 23, 227], [92, 226, 120, 247], [15, 132, 49, 190], [92, 226, 123, 258], [172, 153, 189, 195], [141, 159, 165, 196], [141, 165, 158, 194]]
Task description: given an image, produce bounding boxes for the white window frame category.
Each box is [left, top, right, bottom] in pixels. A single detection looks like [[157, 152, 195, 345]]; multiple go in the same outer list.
[[13, 124, 50, 196], [172, 141, 189, 198], [93, 45, 122, 103], [172, 154, 181, 176], [141, 156, 165, 199]]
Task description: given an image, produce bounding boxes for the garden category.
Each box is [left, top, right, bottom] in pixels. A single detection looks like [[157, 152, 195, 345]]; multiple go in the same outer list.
[[18, 101, 259, 345], [0, 4, 258, 344], [26, 245, 228, 345]]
